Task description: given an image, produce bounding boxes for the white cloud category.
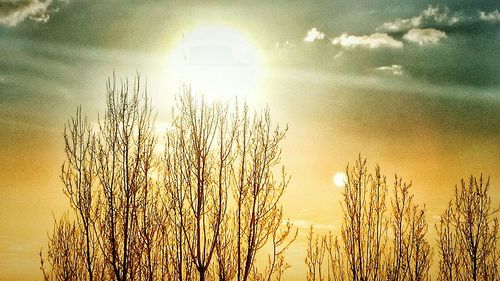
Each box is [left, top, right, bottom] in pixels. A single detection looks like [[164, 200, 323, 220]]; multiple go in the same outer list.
[[304, 27, 325, 42], [331, 32, 403, 49], [421, 5, 459, 25], [376, 64, 403, 75], [403, 28, 447, 45], [0, 0, 54, 27], [479, 10, 500, 22], [378, 16, 422, 32], [377, 5, 461, 32]]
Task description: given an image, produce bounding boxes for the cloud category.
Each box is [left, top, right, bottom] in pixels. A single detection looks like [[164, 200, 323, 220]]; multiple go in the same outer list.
[[333, 51, 344, 59], [378, 15, 422, 32], [275, 40, 294, 50], [331, 32, 403, 49], [0, 0, 54, 27], [304, 27, 325, 42], [376, 64, 403, 75], [403, 28, 447, 45], [377, 5, 460, 32], [479, 10, 500, 22], [290, 219, 336, 230], [421, 5, 459, 25]]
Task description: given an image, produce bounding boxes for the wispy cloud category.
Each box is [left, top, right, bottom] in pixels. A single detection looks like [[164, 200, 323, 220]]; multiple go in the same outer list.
[[378, 15, 422, 32], [275, 40, 294, 50], [479, 10, 500, 22], [304, 27, 325, 42], [421, 5, 460, 25], [403, 28, 447, 46], [379, 5, 500, 33], [0, 0, 56, 27], [331, 32, 403, 49], [376, 64, 403, 75], [291, 219, 336, 230], [334, 51, 344, 59], [377, 5, 460, 32]]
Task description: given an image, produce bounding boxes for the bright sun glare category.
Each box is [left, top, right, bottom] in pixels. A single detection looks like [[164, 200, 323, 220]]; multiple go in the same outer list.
[[333, 172, 347, 188], [169, 26, 262, 100]]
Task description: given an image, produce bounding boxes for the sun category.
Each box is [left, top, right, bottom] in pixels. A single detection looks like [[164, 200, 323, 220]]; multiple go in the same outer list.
[[169, 25, 262, 100], [333, 172, 347, 188]]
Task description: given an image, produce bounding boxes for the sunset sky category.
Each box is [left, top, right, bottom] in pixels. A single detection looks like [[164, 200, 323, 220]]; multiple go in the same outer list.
[[1, 1, 499, 280]]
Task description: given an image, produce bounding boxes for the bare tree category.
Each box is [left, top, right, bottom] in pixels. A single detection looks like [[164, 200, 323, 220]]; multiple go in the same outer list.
[[214, 214, 237, 281], [163, 86, 238, 281], [387, 176, 432, 281], [436, 203, 458, 281], [305, 226, 326, 281], [42, 74, 158, 281], [437, 175, 499, 281], [41, 76, 296, 281], [41, 106, 102, 281], [136, 181, 164, 281], [163, 89, 296, 281], [163, 128, 195, 281], [230, 104, 297, 281], [93, 74, 157, 281], [258, 216, 297, 281], [304, 157, 388, 281], [40, 215, 85, 281], [305, 157, 432, 281], [305, 228, 345, 281], [342, 157, 388, 281], [60, 106, 99, 281]]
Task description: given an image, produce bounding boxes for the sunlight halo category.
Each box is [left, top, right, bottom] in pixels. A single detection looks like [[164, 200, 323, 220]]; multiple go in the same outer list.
[[168, 25, 263, 100], [333, 172, 347, 188]]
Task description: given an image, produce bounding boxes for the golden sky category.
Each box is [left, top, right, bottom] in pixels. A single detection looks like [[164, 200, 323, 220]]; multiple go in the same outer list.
[[1, 1, 499, 280]]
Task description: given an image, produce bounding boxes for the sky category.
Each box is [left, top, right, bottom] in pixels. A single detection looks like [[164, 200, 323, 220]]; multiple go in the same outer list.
[[0, 0, 499, 280]]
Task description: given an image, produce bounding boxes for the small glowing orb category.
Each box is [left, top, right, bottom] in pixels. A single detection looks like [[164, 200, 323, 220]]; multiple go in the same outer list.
[[333, 172, 347, 188], [169, 25, 262, 100]]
